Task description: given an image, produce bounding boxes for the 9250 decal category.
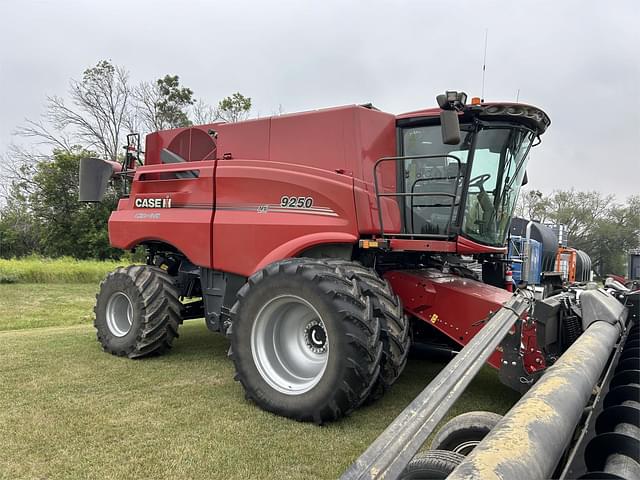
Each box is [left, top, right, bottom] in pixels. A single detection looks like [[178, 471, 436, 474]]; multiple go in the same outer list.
[[280, 196, 314, 209]]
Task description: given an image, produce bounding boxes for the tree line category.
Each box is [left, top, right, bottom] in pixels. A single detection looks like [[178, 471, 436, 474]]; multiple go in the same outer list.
[[0, 61, 637, 275], [0, 60, 251, 259], [515, 189, 639, 276]]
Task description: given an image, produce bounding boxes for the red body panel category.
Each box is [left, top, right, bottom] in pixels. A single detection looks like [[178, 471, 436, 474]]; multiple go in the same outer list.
[[456, 236, 507, 255], [109, 161, 216, 267], [385, 269, 513, 368], [212, 159, 358, 276], [388, 239, 457, 253], [217, 118, 270, 160]]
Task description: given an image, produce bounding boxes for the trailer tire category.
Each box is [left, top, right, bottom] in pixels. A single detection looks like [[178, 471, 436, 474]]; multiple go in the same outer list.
[[401, 450, 465, 479], [326, 260, 410, 402], [430, 411, 503, 455], [94, 265, 182, 358], [229, 258, 383, 423]]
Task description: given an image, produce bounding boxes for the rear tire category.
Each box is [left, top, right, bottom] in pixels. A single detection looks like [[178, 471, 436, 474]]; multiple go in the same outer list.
[[401, 450, 465, 479], [430, 411, 503, 455], [229, 258, 383, 423], [327, 260, 410, 402], [94, 265, 182, 358]]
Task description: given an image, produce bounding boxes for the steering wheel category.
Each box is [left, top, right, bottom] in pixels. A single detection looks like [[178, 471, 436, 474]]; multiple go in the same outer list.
[[468, 173, 491, 190]]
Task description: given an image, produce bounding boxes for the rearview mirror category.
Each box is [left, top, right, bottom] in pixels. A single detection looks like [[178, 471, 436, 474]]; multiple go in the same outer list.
[[440, 110, 461, 145], [79, 158, 121, 202]]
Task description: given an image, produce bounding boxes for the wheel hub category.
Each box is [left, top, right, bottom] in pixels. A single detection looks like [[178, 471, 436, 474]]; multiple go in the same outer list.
[[304, 320, 327, 354], [251, 295, 329, 395], [105, 291, 133, 337]]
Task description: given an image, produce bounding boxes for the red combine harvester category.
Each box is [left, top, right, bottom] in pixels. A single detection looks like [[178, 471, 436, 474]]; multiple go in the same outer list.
[[79, 92, 553, 422], [80, 92, 596, 425]]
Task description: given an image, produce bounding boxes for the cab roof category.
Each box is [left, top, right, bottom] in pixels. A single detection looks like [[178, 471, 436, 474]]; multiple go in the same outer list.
[[397, 102, 551, 135]]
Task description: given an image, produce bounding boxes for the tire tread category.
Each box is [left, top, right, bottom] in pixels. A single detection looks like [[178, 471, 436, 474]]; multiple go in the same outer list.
[[229, 258, 383, 423], [94, 265, 182, 359], [326, 259, 410, 402]]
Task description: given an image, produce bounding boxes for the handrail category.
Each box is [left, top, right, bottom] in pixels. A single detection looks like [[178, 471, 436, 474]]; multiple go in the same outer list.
[[408, 160, 461, 236], [373, 154, 463, 238]]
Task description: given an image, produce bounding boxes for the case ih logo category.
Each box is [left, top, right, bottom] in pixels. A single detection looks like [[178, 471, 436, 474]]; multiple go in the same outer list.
[[135, 197, 172, 208]]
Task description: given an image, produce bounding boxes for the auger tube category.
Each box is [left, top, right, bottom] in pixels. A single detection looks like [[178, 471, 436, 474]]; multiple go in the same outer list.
[[447, 320, 622, 480]]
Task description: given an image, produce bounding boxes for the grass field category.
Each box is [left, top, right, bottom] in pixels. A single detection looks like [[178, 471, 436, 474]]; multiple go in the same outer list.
[[0, 257, 119, 284], [0, 284, 98, 331], [0, 282, 520, 479]]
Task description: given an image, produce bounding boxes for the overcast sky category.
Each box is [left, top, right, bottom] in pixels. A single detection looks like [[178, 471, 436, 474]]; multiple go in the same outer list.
[[1, 0, 638, 197]]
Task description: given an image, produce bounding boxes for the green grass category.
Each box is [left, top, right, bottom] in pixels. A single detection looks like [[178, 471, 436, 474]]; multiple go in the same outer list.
[[0, 284, 519, 479], [0, 257, 119, 284], [0, 284, 98, 331]]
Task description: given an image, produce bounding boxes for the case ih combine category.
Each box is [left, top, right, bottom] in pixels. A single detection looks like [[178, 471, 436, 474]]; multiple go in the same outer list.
[[80, 92, 639, 478]]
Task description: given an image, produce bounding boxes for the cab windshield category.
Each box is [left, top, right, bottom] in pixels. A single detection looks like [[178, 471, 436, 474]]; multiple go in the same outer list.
[[402, 123, 535, 246]]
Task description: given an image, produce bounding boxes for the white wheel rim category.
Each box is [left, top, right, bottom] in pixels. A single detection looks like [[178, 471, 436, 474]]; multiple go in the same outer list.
[[251, 294, 329, 395], [453, 440, 481, 455], [106, 292, 133, 337]]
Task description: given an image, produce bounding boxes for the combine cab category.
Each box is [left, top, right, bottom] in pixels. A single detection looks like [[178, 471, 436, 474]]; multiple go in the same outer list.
[[80, 90, 622, 427]]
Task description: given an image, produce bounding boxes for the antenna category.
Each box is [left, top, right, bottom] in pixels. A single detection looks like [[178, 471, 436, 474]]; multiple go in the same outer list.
[[516, 88, 520, 102], [481, 29, 488, 102]]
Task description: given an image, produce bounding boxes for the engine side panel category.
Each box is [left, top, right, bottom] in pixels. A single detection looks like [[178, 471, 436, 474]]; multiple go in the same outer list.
[[215, 105, 400, 236], [109, 161, 216, 267], [352, 107, 400, 234], [212, 160, 359, 276]]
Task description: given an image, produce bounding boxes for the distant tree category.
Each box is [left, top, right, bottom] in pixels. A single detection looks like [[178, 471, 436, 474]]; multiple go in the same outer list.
[[14, 60, 252, 166], [192, 99, 219, 125], [545, 190, 614, 245], [0, 147, 125, 259], [582, 195, 640, 275], [217, 92, 252, 123], [133, 75, 194, 132], [0, 149, 113, 259], [516, 189, 640, 276], [0, 144, 45, 200], [17, 60, 132, 161], [27, 149, 120, 259], [0, 184, 41, 258], [193, 92, 253, 125], [515, 189, 551, 222], [156, 75, 194, 127]]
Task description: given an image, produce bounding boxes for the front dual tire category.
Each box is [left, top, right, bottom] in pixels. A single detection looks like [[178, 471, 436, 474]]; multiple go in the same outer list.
[[229, 259, 384, 423], [229, 258, 409, 423]]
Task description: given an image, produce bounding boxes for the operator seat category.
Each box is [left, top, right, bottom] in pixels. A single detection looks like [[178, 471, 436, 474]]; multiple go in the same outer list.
[[410, 162, 464, 236], [465, 188, 496, 237]]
